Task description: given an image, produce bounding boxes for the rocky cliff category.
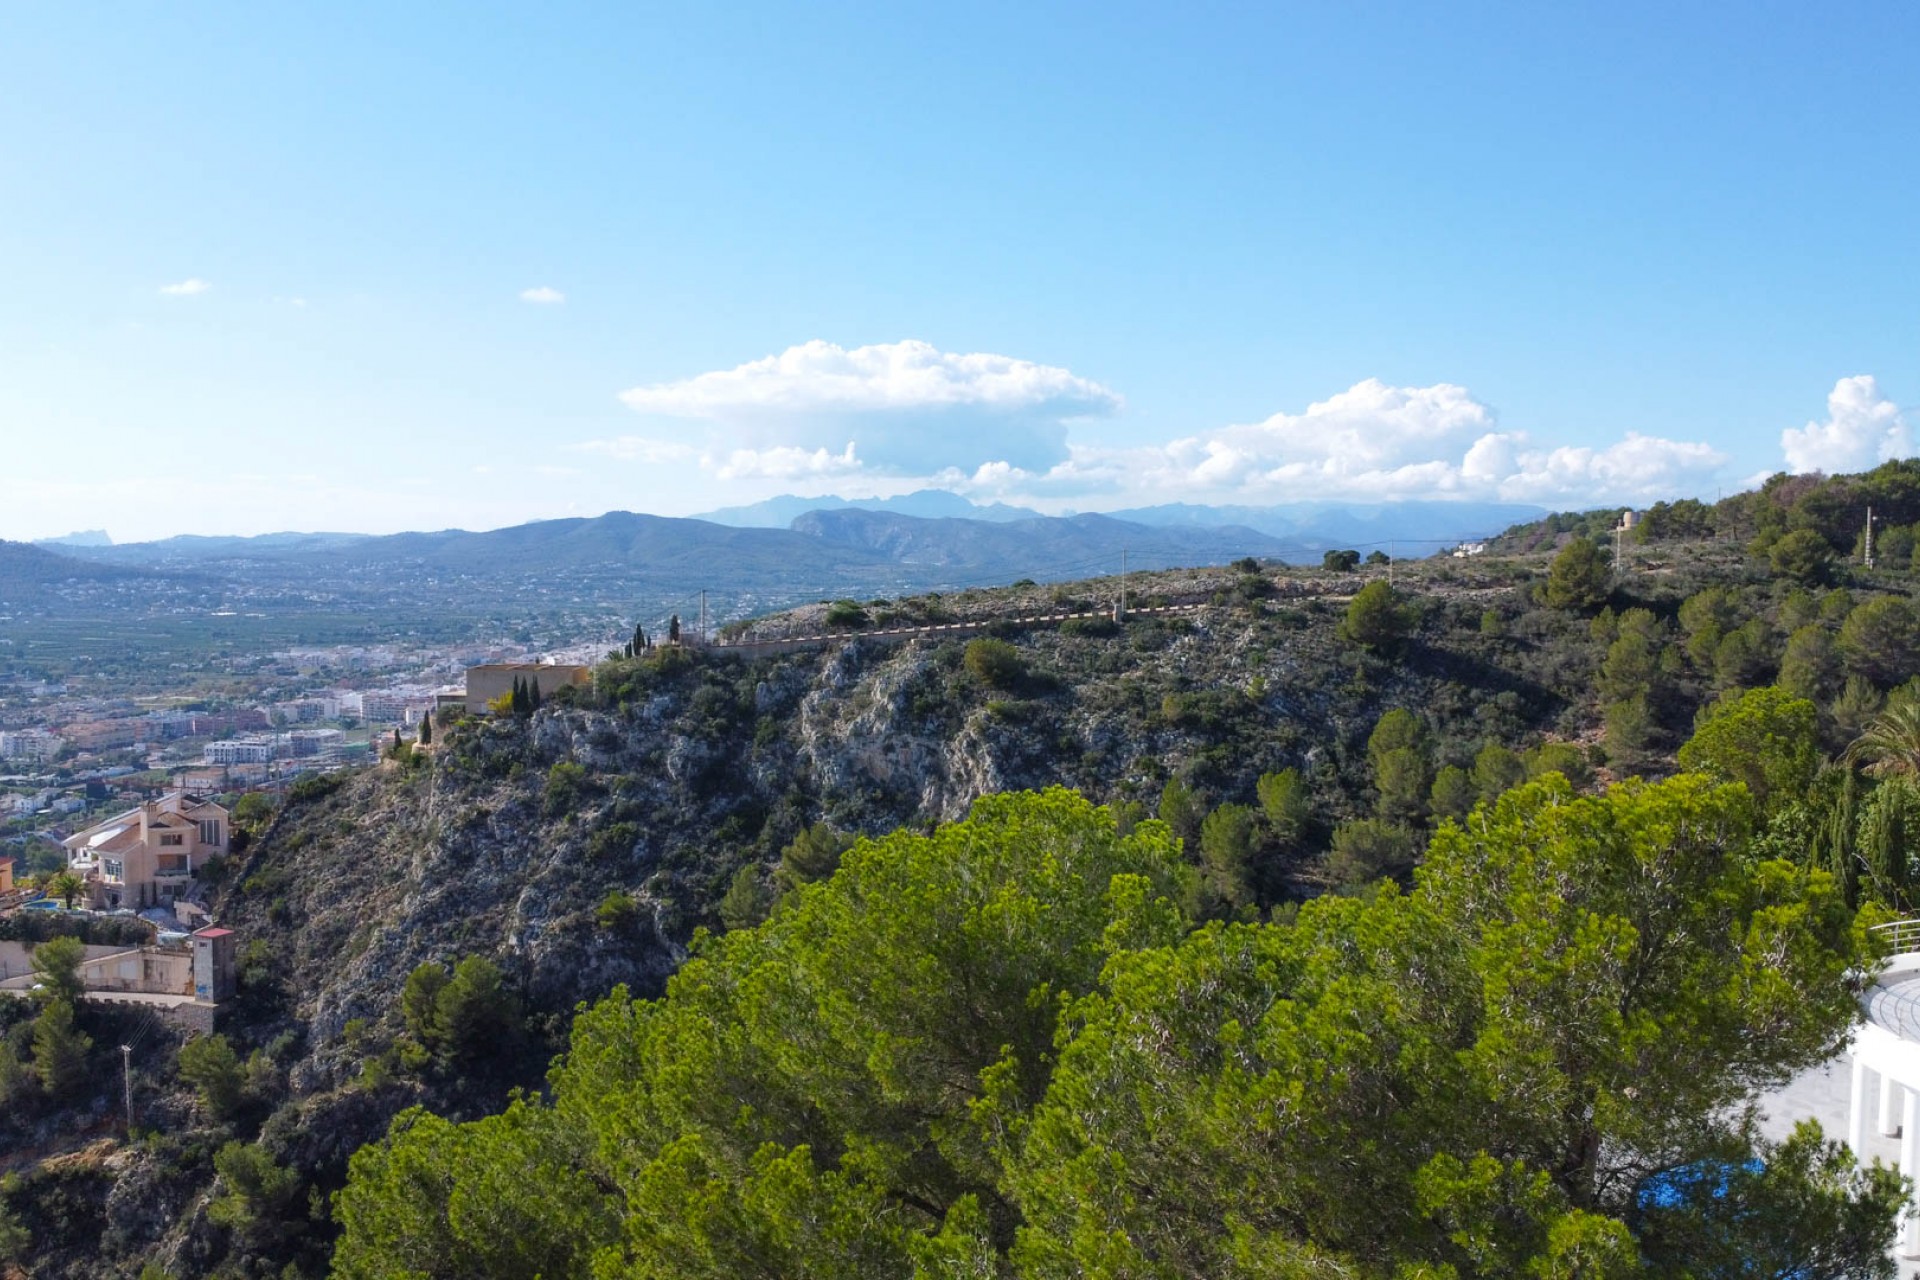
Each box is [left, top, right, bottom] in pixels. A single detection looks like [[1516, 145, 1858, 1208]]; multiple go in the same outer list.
[[8, 561, 1602, 1278]]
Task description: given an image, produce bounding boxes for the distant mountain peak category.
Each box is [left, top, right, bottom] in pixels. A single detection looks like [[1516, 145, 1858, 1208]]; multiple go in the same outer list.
[[33, 529, 113, 547], [694, 490, 1043, 528]]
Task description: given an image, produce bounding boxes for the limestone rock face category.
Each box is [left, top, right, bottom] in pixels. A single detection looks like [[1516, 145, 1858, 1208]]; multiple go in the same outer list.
[[19, 580, 1567, 1280]]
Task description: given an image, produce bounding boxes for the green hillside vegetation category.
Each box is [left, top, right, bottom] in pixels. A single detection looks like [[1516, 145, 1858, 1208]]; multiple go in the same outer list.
[[330, 782, 1894, 1279], [8, 462, 1920, 1278]]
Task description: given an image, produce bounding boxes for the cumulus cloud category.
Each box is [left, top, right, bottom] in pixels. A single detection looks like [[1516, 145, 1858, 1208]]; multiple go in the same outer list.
[[594, 346, 1738, 509], [520, 286, 565, 304], [159, 278, 211, 296], [1493, 433, 1729, 504], [714, 443, 863, 482], [1195, 379, 1497, 474], [1782, 375, 1911, 474], [574, 436, 699, 464], [1081, 380, 1728, 507], [616, 339, 1120, 474]]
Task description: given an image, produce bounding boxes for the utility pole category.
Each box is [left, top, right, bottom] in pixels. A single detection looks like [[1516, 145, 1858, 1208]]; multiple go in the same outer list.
[[699, 590, 707, 646], [1866, 506, 1876, 569], [120, 1044, 133, 1134], [1115, 549, 1128, 623], [1388, 540, 1395, 585], [1613, 522, 1624, 577]]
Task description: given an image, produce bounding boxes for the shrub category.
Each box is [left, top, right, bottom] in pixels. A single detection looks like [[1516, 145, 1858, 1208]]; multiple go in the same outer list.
[[596, 890, 639, 931], [543, 761, 592, 817], [963, 638, 1025, 690], [824, 600, 870, 629], [588, 821, 640, 862]]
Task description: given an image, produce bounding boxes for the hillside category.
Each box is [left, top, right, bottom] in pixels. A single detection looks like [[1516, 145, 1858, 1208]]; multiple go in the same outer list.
[[7, 464, 1920, 1275], [0, 540, 155, 604]]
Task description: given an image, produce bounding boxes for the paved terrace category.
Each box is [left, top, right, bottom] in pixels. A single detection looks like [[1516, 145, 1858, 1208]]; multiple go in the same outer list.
[[1758, 923, 1920, 1273]]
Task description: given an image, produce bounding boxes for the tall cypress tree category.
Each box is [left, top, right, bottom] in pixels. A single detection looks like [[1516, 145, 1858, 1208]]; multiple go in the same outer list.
[[528, 676, 543, 711], [418, 712, 432, 746], [1819, 766, 1862, 907]]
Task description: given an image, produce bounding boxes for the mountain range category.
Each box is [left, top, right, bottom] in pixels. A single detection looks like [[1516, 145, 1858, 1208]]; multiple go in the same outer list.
[[692, 491, 1544, 550], [7, 496, 1540, 619]]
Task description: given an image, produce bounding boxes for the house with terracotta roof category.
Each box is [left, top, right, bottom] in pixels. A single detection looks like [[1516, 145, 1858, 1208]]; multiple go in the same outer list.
[[61, 791, 229, 910]]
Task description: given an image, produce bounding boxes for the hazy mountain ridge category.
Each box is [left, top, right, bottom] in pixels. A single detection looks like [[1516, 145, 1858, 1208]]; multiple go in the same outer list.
[[695, 488, 1044, 527], [792, 507, 1302, 571]]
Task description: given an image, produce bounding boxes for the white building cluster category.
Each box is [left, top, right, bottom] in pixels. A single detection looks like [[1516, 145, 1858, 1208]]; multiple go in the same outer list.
[[0, 730, 63, 761]]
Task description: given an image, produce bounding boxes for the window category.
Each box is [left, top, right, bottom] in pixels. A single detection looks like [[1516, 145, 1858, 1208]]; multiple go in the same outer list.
[[103, 858, 123, 880], [199, 819, 222, 846], [159, 833, 184, 847]]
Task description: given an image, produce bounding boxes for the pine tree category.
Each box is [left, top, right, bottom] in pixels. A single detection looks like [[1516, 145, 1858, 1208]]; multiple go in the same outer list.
[[668, 614, 681, 645], [633, 624, 647, 652], [33, 1000, 91, 1099]]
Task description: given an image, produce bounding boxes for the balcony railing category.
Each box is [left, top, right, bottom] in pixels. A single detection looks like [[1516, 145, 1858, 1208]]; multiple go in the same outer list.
[[1871, 919, 1920, 958]]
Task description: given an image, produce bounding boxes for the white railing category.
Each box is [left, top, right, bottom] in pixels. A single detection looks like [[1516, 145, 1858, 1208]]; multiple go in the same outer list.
[[1872, 919, 1920, 958]]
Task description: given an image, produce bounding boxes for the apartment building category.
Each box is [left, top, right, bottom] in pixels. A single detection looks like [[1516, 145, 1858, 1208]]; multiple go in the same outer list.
[[0, 730, 63, 761], [204, 738, 276, 765]]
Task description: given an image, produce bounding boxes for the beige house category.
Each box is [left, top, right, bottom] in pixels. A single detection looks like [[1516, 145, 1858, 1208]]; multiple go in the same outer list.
[[0, 926, 239, 1033], [62, 792, 229, 910], [464, 663, 591, 714], [0, 856, 12, 895]]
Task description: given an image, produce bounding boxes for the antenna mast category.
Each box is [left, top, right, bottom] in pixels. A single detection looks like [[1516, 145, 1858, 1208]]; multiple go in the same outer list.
[[1866, 506, 1876, 569]]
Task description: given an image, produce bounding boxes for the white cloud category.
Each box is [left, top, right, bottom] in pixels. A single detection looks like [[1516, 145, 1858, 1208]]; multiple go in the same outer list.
[[937, 382, 1725, 509], [520, 286, 565, 304], [1106, 382, 1726, 507], [573, 436, 699, 464], [617, 339, 1120, 474], [1493, 433, 1729, 504], [714, 442, 863, 482], [1198, 378, 1496, 473], [1782, 375, 1911, 474], [597, 347, 1738, 510], [159, 278, 210, 296]]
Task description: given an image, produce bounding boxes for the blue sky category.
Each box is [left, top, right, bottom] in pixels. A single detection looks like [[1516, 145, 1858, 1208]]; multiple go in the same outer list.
[[2, 2, 1916, 541]]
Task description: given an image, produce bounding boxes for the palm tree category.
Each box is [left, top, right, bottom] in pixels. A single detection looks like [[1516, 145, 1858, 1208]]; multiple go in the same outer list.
[[44, 870, 84, 910], [1845, 700, 1920, 780]]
